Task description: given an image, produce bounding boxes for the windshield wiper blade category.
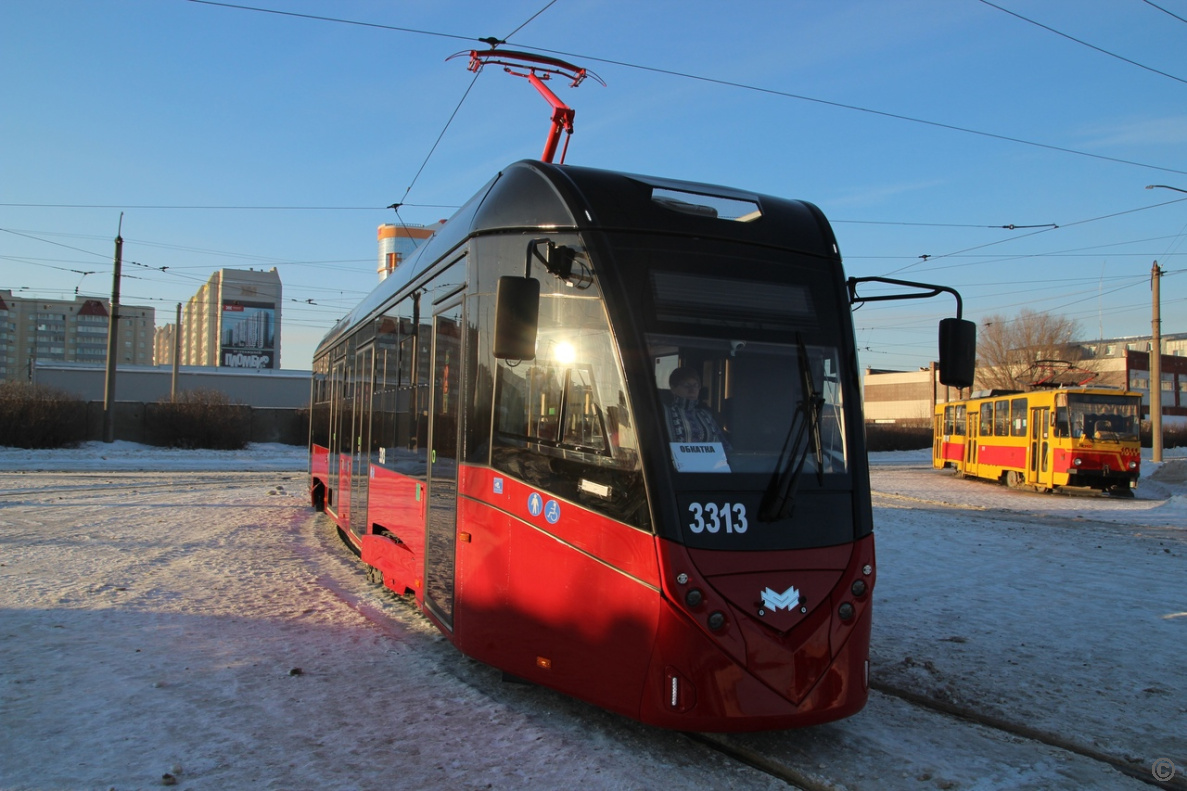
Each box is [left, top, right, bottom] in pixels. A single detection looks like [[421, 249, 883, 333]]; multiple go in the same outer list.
[[758, 409, 810, 522], [758, 336, 824, 522]]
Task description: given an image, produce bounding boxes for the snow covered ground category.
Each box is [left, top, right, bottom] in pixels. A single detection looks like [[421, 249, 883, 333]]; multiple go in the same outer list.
[[1, 442, 1184, 790]]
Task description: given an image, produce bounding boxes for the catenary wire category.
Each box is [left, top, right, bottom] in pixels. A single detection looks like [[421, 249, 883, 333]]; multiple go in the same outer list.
[[978, 0, 1187, 86], [1141, 0, 1187, 25], [183, 0, 1187, 178]]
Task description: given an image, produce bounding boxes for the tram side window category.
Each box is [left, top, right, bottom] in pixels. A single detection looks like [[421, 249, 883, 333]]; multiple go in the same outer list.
[[943, 404, 966, 435], [310, 356, 331, 448], [370, 315, 400, 465], [1054, 406, 1070, 437], [399, 320, 426, 452], [328, 348, 355, 459], [491, 293, 647, 529], [1010, 397, 1028, 437], [994, 399, 1009, 436], [367, 299, 429, 476], [980, 403, 993, 435]]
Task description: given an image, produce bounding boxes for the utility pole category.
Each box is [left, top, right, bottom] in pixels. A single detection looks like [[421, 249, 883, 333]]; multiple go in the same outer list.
[[1141, 184, 1181, 462], [171, 302, 181, 402], [102, 214, 123, 443], [1150, 260, 1163, 463]]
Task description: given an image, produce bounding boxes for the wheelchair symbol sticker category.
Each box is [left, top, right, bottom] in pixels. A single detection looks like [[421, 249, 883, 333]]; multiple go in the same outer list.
[[527, 492, 543, 517], [544, 499, 561, 524]]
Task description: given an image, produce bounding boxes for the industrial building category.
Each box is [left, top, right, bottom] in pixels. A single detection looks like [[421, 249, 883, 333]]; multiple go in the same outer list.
[[863, 332, 1187, 424]]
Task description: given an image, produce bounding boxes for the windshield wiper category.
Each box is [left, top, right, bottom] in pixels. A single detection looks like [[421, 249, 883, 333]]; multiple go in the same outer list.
[[758, 335, 824, 522]]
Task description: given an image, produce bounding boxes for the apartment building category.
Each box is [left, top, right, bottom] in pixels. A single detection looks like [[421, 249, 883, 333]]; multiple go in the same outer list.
[[0, 290, 154, 382]]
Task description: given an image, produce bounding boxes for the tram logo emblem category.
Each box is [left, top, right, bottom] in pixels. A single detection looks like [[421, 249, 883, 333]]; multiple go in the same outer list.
[[761, 585, 801, 612]]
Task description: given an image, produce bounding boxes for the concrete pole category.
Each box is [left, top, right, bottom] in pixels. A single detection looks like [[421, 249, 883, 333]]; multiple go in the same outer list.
[[171, 303, 181, 402], [102, 217, 123, 443], [1151, 261, 1163, 463]]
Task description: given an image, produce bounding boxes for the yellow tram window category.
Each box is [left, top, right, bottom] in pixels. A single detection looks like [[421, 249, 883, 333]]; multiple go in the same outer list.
[[1010, 397, 1028, 437], [994, 399, 1009, 436]]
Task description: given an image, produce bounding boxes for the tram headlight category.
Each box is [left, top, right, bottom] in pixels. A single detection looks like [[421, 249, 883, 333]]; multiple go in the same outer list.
[[851, 579, 868, 598], [685, 588, 704, 608], [1072, 457, 1082, 467], [707, 611, 726, 631], [838, 602, 856, 622], [1128, 460, 1138, 470]]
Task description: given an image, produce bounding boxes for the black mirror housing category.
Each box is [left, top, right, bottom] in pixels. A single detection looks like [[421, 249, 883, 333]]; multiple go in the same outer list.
[[493, 276, 540, 360], [938, 317, 976, 389]]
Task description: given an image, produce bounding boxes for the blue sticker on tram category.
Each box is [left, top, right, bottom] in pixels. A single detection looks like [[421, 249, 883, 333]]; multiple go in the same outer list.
[[544, 499, 561, 524], [527, 492, 543, 517], [493, 477, 504, 494]]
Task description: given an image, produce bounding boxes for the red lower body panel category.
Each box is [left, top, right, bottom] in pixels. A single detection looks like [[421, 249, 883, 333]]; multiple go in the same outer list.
[[313, 457, 873, 731], [639, 596, 871, 731]]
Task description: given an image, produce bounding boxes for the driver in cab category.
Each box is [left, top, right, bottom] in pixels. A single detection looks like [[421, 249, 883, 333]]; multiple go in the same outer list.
[[663, 367, 729, 447]]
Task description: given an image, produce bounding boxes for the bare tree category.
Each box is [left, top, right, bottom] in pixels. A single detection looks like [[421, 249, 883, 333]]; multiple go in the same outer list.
[[977, 309, 1093, 391]]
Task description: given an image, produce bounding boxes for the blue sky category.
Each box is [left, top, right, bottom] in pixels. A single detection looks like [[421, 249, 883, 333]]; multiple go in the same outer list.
[[3, 0, 1185, 371]]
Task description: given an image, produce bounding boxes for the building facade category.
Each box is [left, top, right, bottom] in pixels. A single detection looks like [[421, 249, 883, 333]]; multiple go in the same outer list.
[[0, 290, 154, 383], [377, 222, 441, 281], [863, 332, 1187, 424], [35, 361, 310, 407], [159, 268, 283, 370]]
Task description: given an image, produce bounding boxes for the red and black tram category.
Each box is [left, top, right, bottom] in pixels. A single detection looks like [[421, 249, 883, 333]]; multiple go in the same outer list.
[[309, 159, 972, 731]]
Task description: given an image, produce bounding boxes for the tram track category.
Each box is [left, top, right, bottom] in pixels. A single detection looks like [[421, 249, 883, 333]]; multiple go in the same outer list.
[[866, 680, 1184, 791], [683, 732, 844, 791], [689, 679, 1183, 791]]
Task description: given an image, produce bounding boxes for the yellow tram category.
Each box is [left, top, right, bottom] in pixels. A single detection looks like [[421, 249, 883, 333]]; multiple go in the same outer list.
[[933, 387, 1141, 494]]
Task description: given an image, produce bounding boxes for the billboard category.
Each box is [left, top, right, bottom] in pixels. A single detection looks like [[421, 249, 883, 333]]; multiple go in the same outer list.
[[220, 300, 276, 369]]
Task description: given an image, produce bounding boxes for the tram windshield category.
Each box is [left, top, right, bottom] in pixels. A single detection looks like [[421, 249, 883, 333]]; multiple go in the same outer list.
[[1056, 392, 1141, 441], [648, 333, 847, 476]]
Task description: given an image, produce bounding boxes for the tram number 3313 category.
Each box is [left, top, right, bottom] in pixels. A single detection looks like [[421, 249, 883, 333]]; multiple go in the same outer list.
[[687, 502, 749, 534]]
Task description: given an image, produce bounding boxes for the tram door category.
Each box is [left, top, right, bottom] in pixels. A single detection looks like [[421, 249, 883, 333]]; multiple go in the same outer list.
[[964, 409, 978, 474], [349, 345, 373, 537], [1028, 406, 1052, 488], [424, 294, 463, 630]]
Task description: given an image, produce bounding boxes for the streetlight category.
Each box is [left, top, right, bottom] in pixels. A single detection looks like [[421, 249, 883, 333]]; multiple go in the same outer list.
[[1142, 185, 1182, 462]]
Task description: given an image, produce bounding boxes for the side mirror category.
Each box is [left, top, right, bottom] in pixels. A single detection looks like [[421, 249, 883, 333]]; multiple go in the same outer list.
[[493, 276, 540, 360], [938, 318, 976, 389]]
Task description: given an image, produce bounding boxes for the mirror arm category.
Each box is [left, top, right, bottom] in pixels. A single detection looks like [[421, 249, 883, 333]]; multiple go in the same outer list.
[[847, 276, 964, 319]]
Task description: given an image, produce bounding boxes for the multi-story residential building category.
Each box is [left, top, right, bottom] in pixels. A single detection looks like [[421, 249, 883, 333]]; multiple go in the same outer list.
[[0, 290, 154, 382], [155, 268, 282, 370]]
